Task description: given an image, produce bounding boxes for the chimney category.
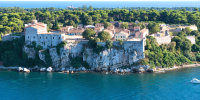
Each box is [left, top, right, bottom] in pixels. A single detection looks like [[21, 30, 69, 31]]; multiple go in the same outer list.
[[31, 20, 37, 24]]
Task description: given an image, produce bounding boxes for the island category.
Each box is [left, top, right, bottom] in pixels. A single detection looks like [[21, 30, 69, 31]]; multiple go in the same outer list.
[[0, 7, 200, 73]]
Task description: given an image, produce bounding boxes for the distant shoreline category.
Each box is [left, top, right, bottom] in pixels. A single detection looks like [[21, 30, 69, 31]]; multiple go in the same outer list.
[[1, 1, 200, 8]]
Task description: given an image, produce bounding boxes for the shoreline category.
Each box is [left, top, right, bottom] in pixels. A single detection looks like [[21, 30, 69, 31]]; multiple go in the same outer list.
[[151, 64, 200, 73], [1, 64, 200, 74]]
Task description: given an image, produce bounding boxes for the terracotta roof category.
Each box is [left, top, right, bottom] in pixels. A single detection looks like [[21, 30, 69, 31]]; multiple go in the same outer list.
[[68, 28, 85, 33], [115, 29, 130, 33], [139, 29, 149, 33], [134, 26, 140, 29], [116, 31, 129, 35], [128, 23, 133, 25], [104, 29, 113, 34]]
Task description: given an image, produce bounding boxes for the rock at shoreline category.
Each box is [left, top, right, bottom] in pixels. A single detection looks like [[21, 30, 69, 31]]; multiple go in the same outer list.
[[18, 67, 23, 72], [23, 68, 30, 72], [47, 67, 52, 72], [40, 67, 46, 72]]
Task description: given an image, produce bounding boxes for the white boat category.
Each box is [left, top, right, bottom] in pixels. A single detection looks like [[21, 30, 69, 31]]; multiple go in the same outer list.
[[190, 78, 200, 83]]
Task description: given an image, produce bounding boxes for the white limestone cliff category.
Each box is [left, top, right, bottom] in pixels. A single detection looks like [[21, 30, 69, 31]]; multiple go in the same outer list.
[[25, 40, 145, 70]]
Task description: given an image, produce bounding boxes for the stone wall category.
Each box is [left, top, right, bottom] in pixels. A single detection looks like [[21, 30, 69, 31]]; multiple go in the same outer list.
[[2, 34, 21, 41]]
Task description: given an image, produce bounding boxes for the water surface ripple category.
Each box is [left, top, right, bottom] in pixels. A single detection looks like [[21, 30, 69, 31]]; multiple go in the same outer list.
[[0, 67, 200, 100]]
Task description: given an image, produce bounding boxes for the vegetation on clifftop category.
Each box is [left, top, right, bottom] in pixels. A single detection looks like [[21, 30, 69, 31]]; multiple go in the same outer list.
[[141, 29, 200, 68]]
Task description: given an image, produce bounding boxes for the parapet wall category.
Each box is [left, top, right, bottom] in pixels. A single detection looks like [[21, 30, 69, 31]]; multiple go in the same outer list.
[[2, 34, 21, 41]]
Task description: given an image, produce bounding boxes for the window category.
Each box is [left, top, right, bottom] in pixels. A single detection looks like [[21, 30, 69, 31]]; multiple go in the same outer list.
[[46, 37, 47, 39], [53, 37, 54, 39], [116, 36, 117, 38], [123, 36, 125, 38], [40, 37, 41, 39], [116, 39, 117, 41], [33, 36, 35, 39], [28, 36, 29, 39], [123, 39, 125, 40], [118, 36, 120, 38], [121, 36, 122, 38], [59, 37, 60, 39]]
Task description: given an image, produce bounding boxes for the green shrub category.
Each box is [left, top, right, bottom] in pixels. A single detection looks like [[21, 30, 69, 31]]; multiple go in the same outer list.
[[118, 40, 123, 45], [70, 56, 83, 68], [105, 40, 113, 49], [82, 61, 90, 69], [56, 41, 67, 55], [42, 49, 52, 67], [93, 44, 104, 54]]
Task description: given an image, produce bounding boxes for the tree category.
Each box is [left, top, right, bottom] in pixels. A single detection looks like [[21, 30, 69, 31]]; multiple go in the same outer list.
[[82, 16, 93, 25], [185, 27, 192, 35], [147, 22, 160, 34], [120, 22, 128, 29], [103, 22, 111, 29], [0, 32, 2, 41], [196, 53, 200, 61], [82, 28, 96, 39], [171, 36, 183, 50], [64, 20, 76, 27], [118, 40, 123, 45], [194, 8, 199, 11], [140, 24, 146, 29], [182, 40, 192, 52], [88, 38, 100, 48], [52, 18, 60, 30], [191, 30, 199, 37], [98, 31, 111, 41], [89, 5, 93, 11], [82, 5, 87, 11], [105, 40, 113, 49], [192, 44, 200, 52]]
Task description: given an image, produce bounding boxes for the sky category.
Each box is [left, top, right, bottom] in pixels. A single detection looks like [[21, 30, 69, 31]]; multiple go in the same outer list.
[[0, 0, 200, 1]]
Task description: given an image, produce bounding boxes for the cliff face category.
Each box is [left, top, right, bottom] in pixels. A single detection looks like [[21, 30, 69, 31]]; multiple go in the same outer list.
[[25, 41, 145, 70], [38, 41, 87, 67], [23, 46, 36, 59], [83, 46, 144, 71]]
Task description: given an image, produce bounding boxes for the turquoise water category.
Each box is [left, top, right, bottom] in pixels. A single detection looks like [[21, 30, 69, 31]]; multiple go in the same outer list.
[[1, 67, 200, 100]]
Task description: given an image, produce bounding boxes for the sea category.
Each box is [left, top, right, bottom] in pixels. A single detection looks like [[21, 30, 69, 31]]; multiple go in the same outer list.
[[0, 67, 200, 100], [0, 1, 200, 8]]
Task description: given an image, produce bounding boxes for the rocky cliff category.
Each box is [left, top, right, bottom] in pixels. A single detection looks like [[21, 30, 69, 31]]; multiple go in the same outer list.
[[24, 40, 145, 71], [83, 43, 144, 71]]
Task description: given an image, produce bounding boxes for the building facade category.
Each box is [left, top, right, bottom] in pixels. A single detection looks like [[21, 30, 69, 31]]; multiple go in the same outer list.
[[115, 31, 129, 41], [134, 29, 149, 39], [25, 20, 65, 49]]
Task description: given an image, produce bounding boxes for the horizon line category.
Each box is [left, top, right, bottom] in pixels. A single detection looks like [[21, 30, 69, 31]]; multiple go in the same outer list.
[[0, 0, 199, 1]]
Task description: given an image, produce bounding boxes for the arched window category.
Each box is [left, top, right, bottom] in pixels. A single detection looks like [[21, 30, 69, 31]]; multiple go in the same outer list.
[[40, 37, 41, 39], [53, 37, 54, 39], [46, 37, 47, 39], [28, 36, 29, 39]]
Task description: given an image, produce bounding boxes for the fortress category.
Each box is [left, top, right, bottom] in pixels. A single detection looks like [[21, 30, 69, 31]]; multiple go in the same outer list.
[[24, 20, 65, 48]]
